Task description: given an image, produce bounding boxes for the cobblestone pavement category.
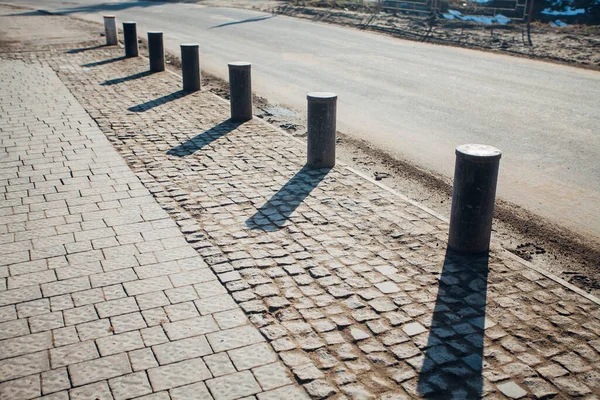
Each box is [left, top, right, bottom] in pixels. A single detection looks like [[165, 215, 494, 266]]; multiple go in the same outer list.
[[2, 11, 600, 400]]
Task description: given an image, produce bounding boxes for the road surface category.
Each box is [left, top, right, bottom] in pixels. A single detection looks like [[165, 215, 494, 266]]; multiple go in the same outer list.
[[6, 0, 600, 241]]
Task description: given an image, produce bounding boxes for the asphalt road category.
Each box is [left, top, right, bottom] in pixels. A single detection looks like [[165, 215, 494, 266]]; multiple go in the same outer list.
[[8, 0, 600, 241]]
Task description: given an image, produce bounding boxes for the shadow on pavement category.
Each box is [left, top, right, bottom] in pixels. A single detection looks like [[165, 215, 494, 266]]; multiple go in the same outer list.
[[246, 166, 331, 232], [5, 9, 54, 16], [209, 14, 276, 29], [417, 250, 489, 398], [66, 44, 108, 54], [129, 90, 193, 112], [52, 1, 163, 15], [166, 119, 241, 157], [82, 56, 126, 68], [102, 70, 155, 86]]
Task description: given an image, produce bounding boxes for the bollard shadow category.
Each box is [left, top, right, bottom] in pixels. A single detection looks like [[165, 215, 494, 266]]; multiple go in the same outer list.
[[417, 249, 489, 399], [66, 44, 107, 54], [166, 119, 241, 157], [82, 56, 126, 68], [209, 14, 276, 29], [101, 70, 154, 86], [128, 90, 192, 113], [246, 166, 331, 232]]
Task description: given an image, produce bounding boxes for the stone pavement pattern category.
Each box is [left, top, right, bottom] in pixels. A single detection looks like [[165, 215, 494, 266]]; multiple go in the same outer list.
[[1, 9, 600, 400], [0, 56, 306, 399]]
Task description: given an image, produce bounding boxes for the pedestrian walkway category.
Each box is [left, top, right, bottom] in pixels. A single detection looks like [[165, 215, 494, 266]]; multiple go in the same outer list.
[[0, 58, 306, 399], [1, 6, 599, 400]]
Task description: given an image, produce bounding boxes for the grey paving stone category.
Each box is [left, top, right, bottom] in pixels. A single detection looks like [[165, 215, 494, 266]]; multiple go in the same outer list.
[[497, 381, 528, 399], [153, 335, 212, 365], [0, 331, 52, 360], [0, 305, 16, 323], [0, 374, 41, 400], [195, 294, 237, 315], [29, 311, 64, 333], [147, 357, 212, 392], [69, 353, 132, 387], [123, 276, 172, 296], [52, 326, 80, 348], [164, 301, 199, 322], [129, 348, 159, 372], [170, 381, 213, 400], [0, 351, 49, 383], [0, 319, 29, 340], [0, 286, 42, 307], [42, 367, 70, 395], [109, 372, 152, 400], [206, 370, 261, 400], [50, 341, 99, 368], [69, 381, 113, 400], [162, 315, 219, 341], [135, 392, 170, 400], [204, 352, 236, 378], [212, 308, 248, 330], [252, 362, 294, 391], [76, 318, 112, 341], [41, 390, 69, 400], [110, 312, 147, 333], [256, 385, 310, 400], [228, 343, 277, 371], [136, 291, 170, 310], [41, 277, 90, 297], [97, 330, 144, 356], [96, 297, 138, 319], [194, 281, 228, 299], [64, 305, 98, 326], [207, 325, 266, 353]]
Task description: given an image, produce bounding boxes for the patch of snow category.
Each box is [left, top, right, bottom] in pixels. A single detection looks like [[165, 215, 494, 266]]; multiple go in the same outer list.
[[550, 19, 572, 26], [548, 0, 572, 6], [442, 10, 511, 24], [541, 6, 585, 15], [495, 14, 511, 24]]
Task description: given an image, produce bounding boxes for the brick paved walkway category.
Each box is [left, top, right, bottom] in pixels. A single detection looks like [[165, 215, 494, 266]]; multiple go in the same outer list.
[[1, 8, 600, 400], [0, 58, 306, 399]]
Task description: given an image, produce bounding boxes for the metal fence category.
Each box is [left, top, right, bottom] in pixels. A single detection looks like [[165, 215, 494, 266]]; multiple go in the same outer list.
[[290, 0, 529, 20]]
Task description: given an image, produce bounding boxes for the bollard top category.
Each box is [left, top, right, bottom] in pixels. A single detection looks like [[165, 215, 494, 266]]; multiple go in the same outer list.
[[180, 43, 199, 48], [228, 61, 251, 69], [147, 31, 163, 35], [456, 144, 502, 161], [104, 15, 116, 19], [307, 92, 337, 102], [123, 21, 137, 25]]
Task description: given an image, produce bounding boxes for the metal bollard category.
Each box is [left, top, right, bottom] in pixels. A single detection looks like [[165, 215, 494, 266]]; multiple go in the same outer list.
[[306, 92, 337, 168], [180, 44, 200, 91], [148, 32, 165, 72], [104, 16, 117, 46], [448, 144, 502, 254], [228, 62, 252, 122], [123, 22, 138, 58]]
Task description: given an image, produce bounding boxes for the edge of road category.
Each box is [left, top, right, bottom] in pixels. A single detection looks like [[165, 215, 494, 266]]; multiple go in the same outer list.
[[10, 2, 599, 306]]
